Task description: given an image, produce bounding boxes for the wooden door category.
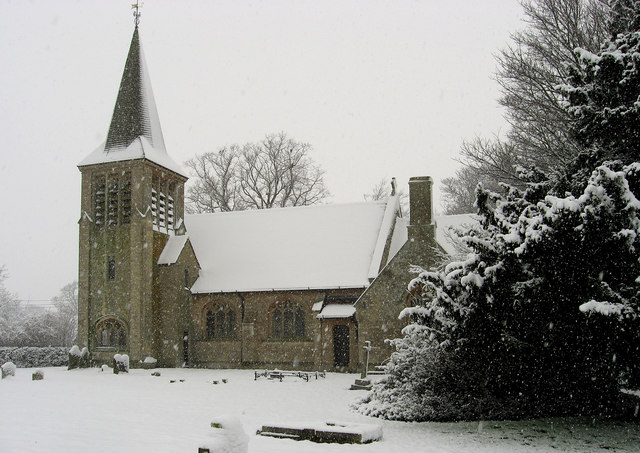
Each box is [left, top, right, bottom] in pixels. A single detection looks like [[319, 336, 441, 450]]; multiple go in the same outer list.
[[333, 325, 350, 368]]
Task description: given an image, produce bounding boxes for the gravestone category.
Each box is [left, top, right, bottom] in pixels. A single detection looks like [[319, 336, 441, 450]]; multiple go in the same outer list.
[[1, 362, 16, 379]]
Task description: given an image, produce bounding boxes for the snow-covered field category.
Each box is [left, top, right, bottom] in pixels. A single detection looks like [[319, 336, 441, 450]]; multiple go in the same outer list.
[[1, 367, 638, 452]]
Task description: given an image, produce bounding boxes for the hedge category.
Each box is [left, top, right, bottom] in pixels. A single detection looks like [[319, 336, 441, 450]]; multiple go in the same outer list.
[[0, 347, 68, 367]]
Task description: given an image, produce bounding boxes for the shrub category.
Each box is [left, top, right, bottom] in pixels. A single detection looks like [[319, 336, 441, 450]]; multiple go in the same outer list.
[[0, 347, 68, 367]]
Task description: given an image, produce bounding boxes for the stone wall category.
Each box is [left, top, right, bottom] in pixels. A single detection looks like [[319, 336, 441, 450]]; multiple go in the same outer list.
[[154, 238, 200, 367], [189, 288, 363, 371], [78, 159, 187, 367]]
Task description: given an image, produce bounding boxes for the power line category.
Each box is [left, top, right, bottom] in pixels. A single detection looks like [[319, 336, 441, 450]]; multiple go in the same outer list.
[[16, 299, 56, 302]]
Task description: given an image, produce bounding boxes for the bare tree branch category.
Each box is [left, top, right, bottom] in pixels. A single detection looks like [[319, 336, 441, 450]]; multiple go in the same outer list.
[[442, 0, 609, 212], [185, 133, 329, 213]]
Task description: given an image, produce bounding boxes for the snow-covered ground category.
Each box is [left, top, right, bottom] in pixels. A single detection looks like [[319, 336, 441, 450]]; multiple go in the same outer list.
[[1, 367, 638, 452]]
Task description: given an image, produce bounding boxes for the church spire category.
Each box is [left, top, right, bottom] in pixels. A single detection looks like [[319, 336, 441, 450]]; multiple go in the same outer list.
[[104, 26, 164, 152], [79, 24, 185, 177]]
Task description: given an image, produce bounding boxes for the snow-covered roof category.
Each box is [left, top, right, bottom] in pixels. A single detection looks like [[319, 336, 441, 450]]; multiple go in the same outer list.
[[79, 136, 185, 177], [434, 213, 477, 255], [186, 200, 400, 293], [367, 195, 401, 279], [387, 216, 408, 264], [316, 304, 356, 319], [157, 235, 189, 265], [78, 27, 186, 177]]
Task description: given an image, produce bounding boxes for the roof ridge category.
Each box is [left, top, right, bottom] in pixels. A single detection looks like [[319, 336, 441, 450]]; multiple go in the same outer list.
[[185, 200, 387, 219]]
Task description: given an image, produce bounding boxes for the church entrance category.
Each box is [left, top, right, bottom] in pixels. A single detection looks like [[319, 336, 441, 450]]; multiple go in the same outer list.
[[333, 325, 350, 368]]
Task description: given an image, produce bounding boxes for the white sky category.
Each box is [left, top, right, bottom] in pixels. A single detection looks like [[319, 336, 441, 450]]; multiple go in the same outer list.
[[0, 0, 523, 301]]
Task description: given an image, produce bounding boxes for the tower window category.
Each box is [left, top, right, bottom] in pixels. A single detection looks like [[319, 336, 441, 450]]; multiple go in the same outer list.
[[107, 179, 119, 226], [120, 174, 131, 224], [93, 176, 106, 227], [167, 194, 175, 230], [108, 259, 116, 280], [92, 174, 131, 227], [151, 187, 158, 228]]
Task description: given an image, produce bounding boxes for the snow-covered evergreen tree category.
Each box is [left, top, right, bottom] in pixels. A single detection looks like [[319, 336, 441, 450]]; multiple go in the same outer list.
[[359, 4, 640, 421], [560, 0, 640, 190], [360, 163, 640, 420]]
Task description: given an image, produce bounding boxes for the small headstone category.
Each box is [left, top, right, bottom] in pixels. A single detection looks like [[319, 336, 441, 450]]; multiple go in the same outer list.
[[151, 371, 161, 377], [141, 356, 158, 369], [1, 362, 16, 379], [113, 354, 129, 374], [68, 346, 90, 370]]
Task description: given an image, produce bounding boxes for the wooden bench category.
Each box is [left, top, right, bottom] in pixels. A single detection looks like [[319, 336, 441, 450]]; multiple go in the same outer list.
[[254, 369, 326, 382]]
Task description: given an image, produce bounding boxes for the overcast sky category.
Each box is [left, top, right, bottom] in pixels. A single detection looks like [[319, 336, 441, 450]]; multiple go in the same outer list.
[[0, 0, 524, 302]]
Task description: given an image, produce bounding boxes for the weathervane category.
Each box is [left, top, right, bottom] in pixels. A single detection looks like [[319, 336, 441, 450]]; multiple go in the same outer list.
[[132, 1, 142, 27]]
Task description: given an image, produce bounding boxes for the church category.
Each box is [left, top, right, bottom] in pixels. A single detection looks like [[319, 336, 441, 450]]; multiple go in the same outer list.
[[76, 24, 467, 372]]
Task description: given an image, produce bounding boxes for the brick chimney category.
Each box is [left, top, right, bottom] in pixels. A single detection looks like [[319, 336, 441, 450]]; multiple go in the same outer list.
[[408, 176, 435, 241]]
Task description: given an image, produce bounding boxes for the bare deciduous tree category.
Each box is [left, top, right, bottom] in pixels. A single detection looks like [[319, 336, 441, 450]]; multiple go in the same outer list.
[[496, 0, 608, 175], [364, 178, 409, 215], [364, 178, 394, 202], [51, 281, 78, 347], [185, 133, 329, 213], [442, 0, 609, 211], [0, 271, 78, 347], [442, 138, 517, 214], [441, 168, 483, 215], [0, 266, 23, 346], [458, 137, 523, 185], [185, 146, 245, 213]]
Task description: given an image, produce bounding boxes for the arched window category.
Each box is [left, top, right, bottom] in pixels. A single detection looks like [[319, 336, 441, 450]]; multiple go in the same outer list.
[[295, 308, 305, 338], [226, 311, 236, 338], [206, 310, 216, 338], [215, 308, 225, 336], [283, 309, 294, 338], [272, 309, 282, 338], [96, 318, 127, 348], [272, 302, 305, 340], [205, 306, 237, 340]]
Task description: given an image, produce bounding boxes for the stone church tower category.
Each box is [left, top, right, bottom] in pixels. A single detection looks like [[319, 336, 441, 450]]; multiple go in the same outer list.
[[77, 25, 192, 366]]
